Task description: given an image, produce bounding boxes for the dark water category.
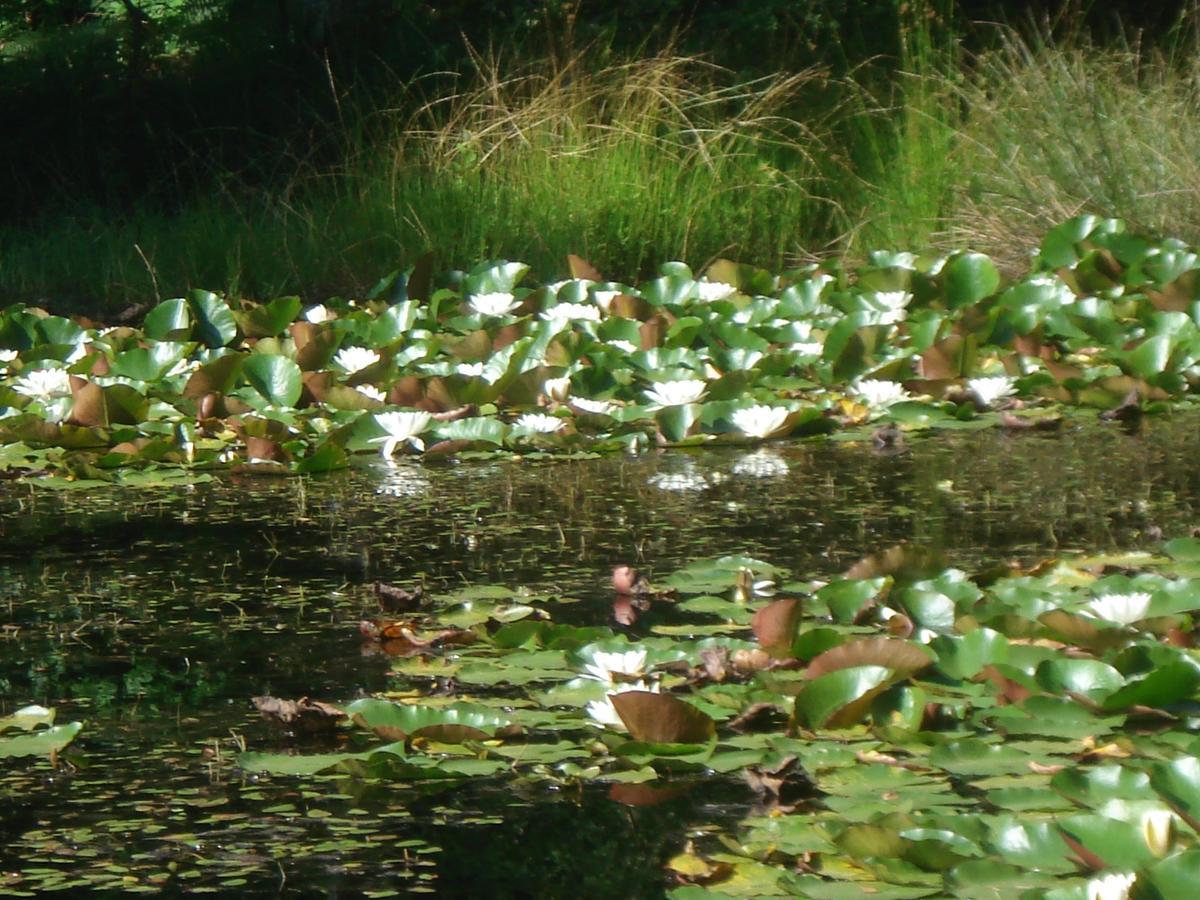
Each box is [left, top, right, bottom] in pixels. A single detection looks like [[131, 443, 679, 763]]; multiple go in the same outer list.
[[1, 414, 1196, 896]]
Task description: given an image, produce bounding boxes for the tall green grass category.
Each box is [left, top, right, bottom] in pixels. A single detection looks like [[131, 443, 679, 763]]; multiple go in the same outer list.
[[943, 18, 1200, 272], [4, 3, 1200, 311], [0, 47, 846, 310]]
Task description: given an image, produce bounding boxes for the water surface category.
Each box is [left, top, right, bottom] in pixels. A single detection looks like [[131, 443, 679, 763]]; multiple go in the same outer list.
[[1, 415, 1196, 896]]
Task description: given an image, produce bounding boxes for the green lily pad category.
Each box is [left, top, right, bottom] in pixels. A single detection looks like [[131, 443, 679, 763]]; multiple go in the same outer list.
[[345, 700, 517, 743], [0, 721, 82, 759]]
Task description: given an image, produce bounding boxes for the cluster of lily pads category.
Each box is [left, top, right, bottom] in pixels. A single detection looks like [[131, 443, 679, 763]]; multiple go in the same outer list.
[[241, 541, 1200, 898], [0, 704, 81, 761], [3, 215, 1200, 483]]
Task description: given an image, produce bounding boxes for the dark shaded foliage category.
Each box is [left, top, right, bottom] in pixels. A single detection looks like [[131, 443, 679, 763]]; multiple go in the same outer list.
[[0, 1, 1190, 216]]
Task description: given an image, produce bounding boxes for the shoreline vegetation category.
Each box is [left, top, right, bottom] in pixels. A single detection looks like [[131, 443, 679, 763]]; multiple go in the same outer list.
[[2, 2, 1200, 312], [2, 213, 1200, 484]]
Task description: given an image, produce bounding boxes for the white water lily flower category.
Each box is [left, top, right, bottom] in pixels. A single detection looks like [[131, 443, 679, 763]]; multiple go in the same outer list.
[[334, 346, 381, 374], [546, 279, 592, 295], [515, 412, 564, 434], [583, 648, 648, 683], [303, 304, 333, 323], [370, 410, 432, 457], [871, 290, 912, 324], [541, 303, 601, 324], [853, 379, 909, 409], [968, 375, 1017, 407], [874, 290, 913, 307], [569, 397, 616, 416], [605, 339, 638, 354], [1085, 871, 1136, 900], [585, 681, 660, 730], [730, 405, 790, 440], [357, 385, 386, 403], [644, 379, 707, 407], [592, 289, 622, 313], [1142, 810, 1174, 857], [164, 357, 200, 379], [542, 376, 571, 402], [457, 362, 487, 378], [695, 280, 737, 302], [0, 349, 19, 369], [732, 449, 789, 479], [469, 291, 520, 317], [11, 367, 72, 401], [1085, 592, 1152, 625], [790, 341, 825, 356]]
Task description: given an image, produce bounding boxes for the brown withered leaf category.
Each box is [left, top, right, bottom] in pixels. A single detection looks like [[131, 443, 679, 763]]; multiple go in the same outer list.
[[730, 648, 773, 675], [698, 647, 728, 682], [728, 702, 788, 733], [373, 582, 425, 612], [976, 665, 1032, 705], [742, 754, 809, 805], [359, 619, 476, 657], [252, 696, 346, 734]]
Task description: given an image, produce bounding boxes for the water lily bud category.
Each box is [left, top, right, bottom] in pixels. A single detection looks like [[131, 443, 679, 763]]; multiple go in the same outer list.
[[543, 376, 571, 402], [611, 565, 638, 594], [733, 568, 753, 603], [1142, 809, 1174, 858]]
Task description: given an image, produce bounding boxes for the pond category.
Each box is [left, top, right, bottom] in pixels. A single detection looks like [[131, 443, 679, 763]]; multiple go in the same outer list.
[[2, 414, 1198, 897]]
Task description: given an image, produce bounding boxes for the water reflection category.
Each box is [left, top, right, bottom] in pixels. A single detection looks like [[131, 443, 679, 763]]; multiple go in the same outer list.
[[375, 460, 432, 498], [2, 414, 1200, 894], [730, 448, 790, 479]]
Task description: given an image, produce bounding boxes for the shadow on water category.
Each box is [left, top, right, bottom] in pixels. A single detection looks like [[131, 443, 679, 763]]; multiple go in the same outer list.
[[1, 414, 1198, 896]]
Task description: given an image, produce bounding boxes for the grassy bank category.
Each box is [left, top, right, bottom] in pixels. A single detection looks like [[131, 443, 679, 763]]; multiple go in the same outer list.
[[2, 6, 1199, 313]]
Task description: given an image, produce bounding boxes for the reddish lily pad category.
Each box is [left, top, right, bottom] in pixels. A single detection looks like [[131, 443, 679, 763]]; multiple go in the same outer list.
[[610, 691, 715, 744], [752, 598, 804, 658]]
